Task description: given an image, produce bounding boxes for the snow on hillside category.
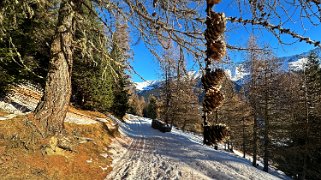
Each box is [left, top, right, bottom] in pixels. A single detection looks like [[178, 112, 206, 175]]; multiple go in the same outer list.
[[186, 70, 202, 79], [134, 71, 202, 92], [134, 48, 321, 91], [134, 69, 244, 92], [288, 57, 308, 71], [107, 114, 290, 180], [134, 80, 162, 91], [231, 65, 250, 82]]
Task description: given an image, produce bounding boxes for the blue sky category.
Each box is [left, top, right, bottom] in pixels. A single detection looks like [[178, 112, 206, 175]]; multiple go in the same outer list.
[[129, 1, 321, 82]]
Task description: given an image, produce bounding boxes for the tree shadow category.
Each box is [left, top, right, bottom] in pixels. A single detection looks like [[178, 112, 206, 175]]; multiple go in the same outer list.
[[9, 101, 31, 113], [119, 118, 290, 180]]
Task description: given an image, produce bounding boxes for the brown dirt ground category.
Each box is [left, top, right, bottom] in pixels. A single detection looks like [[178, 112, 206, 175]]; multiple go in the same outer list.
[[0, 109, 9, 117], [0, 109, 119, 180], [10, 85, 42, 100], [68, 106, 107, 119]]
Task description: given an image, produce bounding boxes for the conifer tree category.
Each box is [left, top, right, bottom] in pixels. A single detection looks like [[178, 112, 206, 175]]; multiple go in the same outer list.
[[299, 52, 321, 179], [71, 0, 114, 112], [159, 47, 176, 125], [110, 19, 131, 118], [244, 36, 262, 167], [128, 91, 145, 116], [2, 0, 321, 139], [143, 95, 158, 120], [0, 0, 58, 96], [173, 75, 201, 132]]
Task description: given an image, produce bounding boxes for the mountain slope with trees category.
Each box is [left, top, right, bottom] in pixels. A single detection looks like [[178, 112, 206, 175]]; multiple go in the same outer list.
[[1, 0, 321, 179]]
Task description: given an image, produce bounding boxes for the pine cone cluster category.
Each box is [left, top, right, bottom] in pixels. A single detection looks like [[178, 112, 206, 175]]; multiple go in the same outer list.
[[212, 123, 229, 142], [201, 69, 225, 90], [202, 0, 229, 147], [205, 12, 226, 61], [203, 124, 229, 145], [203, 87, 224, 112], [202, 8, 226, 114], [201, 66, 225, 112]]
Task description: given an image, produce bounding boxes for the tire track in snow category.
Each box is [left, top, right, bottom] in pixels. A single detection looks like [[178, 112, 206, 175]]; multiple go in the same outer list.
[[106, 116, 286, 180], [106, 118, 181, 180], [106, 119, 145, 179]]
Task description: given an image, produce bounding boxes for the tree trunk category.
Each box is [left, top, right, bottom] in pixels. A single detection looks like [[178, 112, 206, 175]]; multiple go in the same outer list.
[[34, 0, 75, 135], [263, 71, 270, 172], [302, 68, 310, 180], [164, 66, 170, 125], [242, 117, 246, 158], [263, 115, 269, 172], [252, 113, 258, 167]]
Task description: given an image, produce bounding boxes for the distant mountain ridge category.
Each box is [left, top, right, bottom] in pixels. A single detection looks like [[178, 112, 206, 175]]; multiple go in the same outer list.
[[134, 48, 321, 94], [134, 71, 203, 92]]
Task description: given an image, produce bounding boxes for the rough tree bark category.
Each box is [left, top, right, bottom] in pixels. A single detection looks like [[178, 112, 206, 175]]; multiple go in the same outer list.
[[34, 0, 75, 135], [252, 113, 258, 167], [242, 117, 246, 158], [302, 67, 310, 180], [263, 68, 271, 172]]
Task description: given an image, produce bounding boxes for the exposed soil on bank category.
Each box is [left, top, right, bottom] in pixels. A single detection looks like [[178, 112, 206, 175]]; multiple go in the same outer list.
[[0, 84, 119, 179]]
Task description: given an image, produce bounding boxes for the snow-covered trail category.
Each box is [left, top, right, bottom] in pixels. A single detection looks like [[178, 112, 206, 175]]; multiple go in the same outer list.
[[106, 115, 289, 180]]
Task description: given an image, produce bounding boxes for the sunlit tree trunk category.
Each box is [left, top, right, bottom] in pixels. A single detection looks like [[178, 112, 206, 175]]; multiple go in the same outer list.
[[252, 112, 258, 167], [247, 36, 259, 167], [34, 0, 75, 135], [242, 117, 246, 158], [263, 72, 270, 172], [302, 70, 309, 180]]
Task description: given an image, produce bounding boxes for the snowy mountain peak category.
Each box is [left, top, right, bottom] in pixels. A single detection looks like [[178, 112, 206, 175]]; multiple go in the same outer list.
[[134, 71, 202, 92], [134, 48, 321, 92], [186, 71, 202, 79], [134, 80, 161, 91], [288, 57, 308, 71], [232, 65, 250, 82]]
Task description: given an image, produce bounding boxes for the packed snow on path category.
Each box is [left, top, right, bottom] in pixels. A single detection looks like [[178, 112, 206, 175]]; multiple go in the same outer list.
[[106, 115, 289, 180]]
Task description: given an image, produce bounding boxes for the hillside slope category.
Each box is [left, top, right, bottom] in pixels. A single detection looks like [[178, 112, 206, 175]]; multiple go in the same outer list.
[[106, 114, 289, 180], [0, 84, 117, 179]]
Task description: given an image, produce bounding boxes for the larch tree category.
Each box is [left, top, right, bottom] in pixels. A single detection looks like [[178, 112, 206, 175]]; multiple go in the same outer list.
[[260, 55, 281, 172], [144, 95, 158, 120], [0, 0, 204, 135], [158, 45, 201, 132], [244, 35, 262, 167], [271, 71, 303, 177], [128, 90, 146, 117], [172, 60, 201, 132], [110, 18, 131, 118], [2, 0, 321, 141], [32, 0, 206, 135], [300, 52, 321, 179], [159, 45, 176, 125], [71, 0, 114, 112], [33, 0, 77, 134], [0, 0, 59, 95]]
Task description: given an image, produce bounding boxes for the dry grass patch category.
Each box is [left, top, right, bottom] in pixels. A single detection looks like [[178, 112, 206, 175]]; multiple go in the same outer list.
[[0, 109, 9, 117], [0, 112, 118, 179], [10, 85, 42, 100], [68, 106, 107, 119]]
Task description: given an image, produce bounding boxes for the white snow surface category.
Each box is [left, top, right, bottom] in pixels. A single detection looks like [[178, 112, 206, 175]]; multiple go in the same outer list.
[[231, 65, 250, 82], [106, 114, 289, 180], [0, 83, 107, 125], [134, 71, 202, 92], [288, 57, 308, 71], [135, 80, 161, 91], [186, 71, 202, 79]]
